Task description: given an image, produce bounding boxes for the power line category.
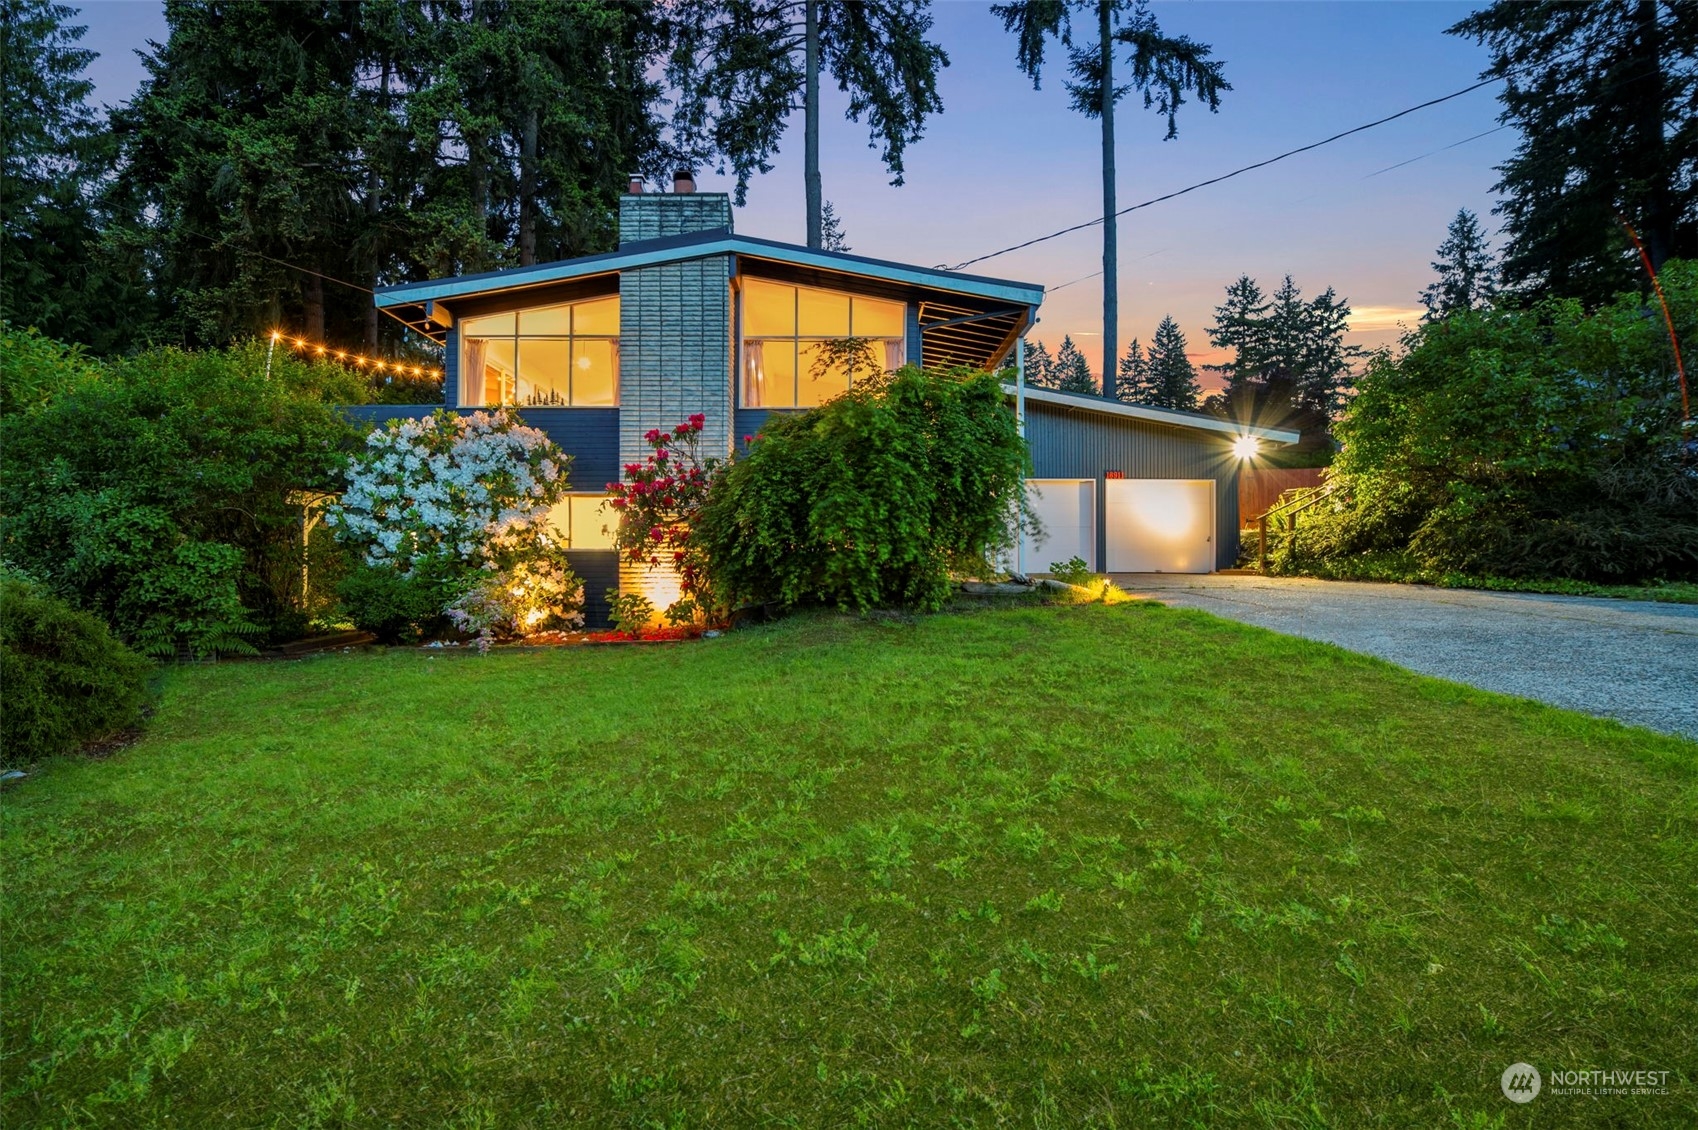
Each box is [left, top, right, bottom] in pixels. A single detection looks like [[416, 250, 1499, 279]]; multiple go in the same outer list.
[[941, 74, 1506, 272], [1361, 125, 1510, 179]]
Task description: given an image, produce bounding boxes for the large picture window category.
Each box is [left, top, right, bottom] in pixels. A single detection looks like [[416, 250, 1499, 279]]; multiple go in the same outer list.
[[460, 296, 619, 407], [741, 280, 906, 408]]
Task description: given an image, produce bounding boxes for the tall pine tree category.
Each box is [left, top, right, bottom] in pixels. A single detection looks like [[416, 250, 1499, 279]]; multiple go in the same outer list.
[[1116, 337, 1151, 403], [1053, 335, 1096, 394], [1145, 315, 1200, 410], [1420, 208, 1497, 320], [1448, 1, 1698, 304], [667, 0, 948, 248], [1023, 339, 1054, 388], [1204, 274, 1270, 392], [992, 0, 1227, 401], [0, 0, 145, 350]]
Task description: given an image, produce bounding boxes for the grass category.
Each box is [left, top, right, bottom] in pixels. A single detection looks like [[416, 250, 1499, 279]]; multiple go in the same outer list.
[[4, 602, 1695, 1127], [1260, 550, 1698, 604]]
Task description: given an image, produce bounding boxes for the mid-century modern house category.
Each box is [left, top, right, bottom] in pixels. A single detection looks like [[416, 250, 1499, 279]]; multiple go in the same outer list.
[[360, 172, 1298, 625]]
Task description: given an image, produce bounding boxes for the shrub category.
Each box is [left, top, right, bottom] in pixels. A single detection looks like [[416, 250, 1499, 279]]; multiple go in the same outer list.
[[0, 335, 364, 655], [327, 409, 582, 641], [336, 561, 461, 645], [1, 575, 152, 767], [1268, 261, 1698, 583], [692, 367, 1027, 613], [607, 413, 716, 586]]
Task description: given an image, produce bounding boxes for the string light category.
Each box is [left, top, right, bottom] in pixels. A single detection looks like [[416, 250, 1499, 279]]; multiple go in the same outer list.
[[268, 329, 443, 379]]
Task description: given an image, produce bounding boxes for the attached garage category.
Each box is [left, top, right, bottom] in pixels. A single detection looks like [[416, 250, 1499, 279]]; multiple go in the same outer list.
[[1011, 386, 1300, 574]]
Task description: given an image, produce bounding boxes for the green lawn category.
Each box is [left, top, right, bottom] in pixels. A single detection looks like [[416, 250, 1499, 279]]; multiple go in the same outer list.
[[5, 603, 1695, 1127]]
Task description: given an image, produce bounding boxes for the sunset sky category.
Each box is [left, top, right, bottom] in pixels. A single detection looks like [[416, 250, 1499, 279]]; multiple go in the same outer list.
[[75, 0, 1516, 389]]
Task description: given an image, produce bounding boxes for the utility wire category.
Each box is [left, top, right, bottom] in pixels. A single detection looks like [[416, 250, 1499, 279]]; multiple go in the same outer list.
[[941, 74, 1506, 272], [958, 36, 1675, 276], [1361, 124, 1510, 179]]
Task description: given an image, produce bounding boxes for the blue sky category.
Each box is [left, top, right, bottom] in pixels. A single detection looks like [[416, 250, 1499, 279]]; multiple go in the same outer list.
[[75, 0, 1514, 385]]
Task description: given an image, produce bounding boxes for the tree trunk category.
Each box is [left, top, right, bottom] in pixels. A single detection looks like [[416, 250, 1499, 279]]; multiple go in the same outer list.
[[1630, 0, 1671, 271], [520, 107, 539, 267], [804, 0, 822, 249], [1099, 0, 1118, 401], [305, 270, 325, 342], [365, 58, 390, 349]]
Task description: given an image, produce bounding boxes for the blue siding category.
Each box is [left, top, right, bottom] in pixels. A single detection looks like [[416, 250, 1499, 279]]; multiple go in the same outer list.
[[342, 404, 619, 492], [905, 303, 923, 368], [568, 550, 620, 629], [445, 327, 459, 408], [1025, 401, 1243, 569], [734, 407, 800, 445], [517, 408, 620, 490]]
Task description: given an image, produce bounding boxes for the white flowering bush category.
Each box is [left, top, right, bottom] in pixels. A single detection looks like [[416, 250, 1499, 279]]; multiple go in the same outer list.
[[327, 409, 583, 641]]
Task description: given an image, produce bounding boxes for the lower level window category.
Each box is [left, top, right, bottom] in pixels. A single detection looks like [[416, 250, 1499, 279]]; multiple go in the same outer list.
[[547, 494, 616, 550]]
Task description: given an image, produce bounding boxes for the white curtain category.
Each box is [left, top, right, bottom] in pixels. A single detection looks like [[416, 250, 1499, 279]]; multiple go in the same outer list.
[[883, 338, 905, 372], [461, 338, 487, 405], [742, 340, 766, 407]]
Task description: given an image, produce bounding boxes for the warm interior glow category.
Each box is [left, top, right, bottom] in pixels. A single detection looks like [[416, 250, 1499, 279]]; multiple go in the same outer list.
[[461, 297, 620, 408], [741, 280, 906, 408], [1233, 435, 1260, 460]]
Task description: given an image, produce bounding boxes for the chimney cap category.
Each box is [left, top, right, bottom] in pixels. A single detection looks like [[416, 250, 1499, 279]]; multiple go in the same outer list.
[[672, 167, 696, 194]]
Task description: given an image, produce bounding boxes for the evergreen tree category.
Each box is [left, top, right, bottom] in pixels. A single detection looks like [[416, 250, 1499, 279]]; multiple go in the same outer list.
[[820, 199, 850, 251], [1022, 338, 1054, 388], [0, 0, 143, 350], [108, 1, 670, 349], [668, 0, 948, 249], [1263, 275, 1357, 418], [1448, 2, 1698, 303], [1145, 316, 1200, 410], [1205, 274, 1270, 391], [1420, 208, 1498, 320], [1053, 335, 1096, 394], [992, 0, 1227, 400], [1116, 337, 1152, 403]]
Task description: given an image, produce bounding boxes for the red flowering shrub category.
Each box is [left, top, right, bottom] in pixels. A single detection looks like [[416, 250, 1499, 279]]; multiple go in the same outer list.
[[605, 414, 719, 612]]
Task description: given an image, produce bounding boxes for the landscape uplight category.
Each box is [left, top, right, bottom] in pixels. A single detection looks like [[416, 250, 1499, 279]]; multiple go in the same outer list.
[[1233, 435, 1260, 460]]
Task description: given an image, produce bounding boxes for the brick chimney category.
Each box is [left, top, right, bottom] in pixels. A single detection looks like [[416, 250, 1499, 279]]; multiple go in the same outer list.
[[618, 181, 732, 247]]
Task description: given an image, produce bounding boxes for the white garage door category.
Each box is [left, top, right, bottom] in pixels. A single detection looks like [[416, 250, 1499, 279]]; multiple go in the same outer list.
[[1105, 478, 1215, 573], [1019, 478, 1095, 573]]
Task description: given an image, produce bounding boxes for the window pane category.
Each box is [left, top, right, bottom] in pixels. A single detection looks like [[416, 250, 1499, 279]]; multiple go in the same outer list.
[[571, 339, 618, 406], [748, 339, 796, 407], [570, 494, 615, 549], [572, 296, 620, 336], [852, 295, 906, 338], [462, 337, 516, 405], [461, 311, 515, 337], [797, 341, 851, 407], [742, 279, 795, 336], [516, 338, 570, 406], [519, 304, 571, 335], [797, 287, 850, 337]]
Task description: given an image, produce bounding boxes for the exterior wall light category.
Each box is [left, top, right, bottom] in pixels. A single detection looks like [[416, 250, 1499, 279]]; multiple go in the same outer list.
[[1233, 435, 1260, 460]]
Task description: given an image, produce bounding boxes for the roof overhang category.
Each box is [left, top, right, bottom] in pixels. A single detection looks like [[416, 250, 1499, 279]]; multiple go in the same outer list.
[[1007, 384, 1301, 445], [374, 231, 1044, 358]]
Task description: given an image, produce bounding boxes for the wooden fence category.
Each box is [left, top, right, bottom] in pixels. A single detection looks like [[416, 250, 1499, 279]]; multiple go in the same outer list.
[[1239, 467, 1324, 522]]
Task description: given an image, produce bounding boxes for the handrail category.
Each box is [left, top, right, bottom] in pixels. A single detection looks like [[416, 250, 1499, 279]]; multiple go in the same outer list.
[[1255, 478, 1339, 571]]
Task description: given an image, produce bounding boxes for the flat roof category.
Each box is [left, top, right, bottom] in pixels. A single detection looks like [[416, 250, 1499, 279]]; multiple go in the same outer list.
[[1007, 384, 1302, 445]]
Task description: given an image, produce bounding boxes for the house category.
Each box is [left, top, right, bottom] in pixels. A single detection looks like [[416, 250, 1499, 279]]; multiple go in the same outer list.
[[360, 172, 1297, 624]]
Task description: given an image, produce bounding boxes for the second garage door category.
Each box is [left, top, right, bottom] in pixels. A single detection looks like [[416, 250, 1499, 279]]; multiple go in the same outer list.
[[1105, 478, 1215, 573]]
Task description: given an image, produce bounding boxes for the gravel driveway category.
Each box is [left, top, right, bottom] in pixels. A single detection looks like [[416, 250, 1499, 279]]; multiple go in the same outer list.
[[1112, 573, 1698, 740]]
